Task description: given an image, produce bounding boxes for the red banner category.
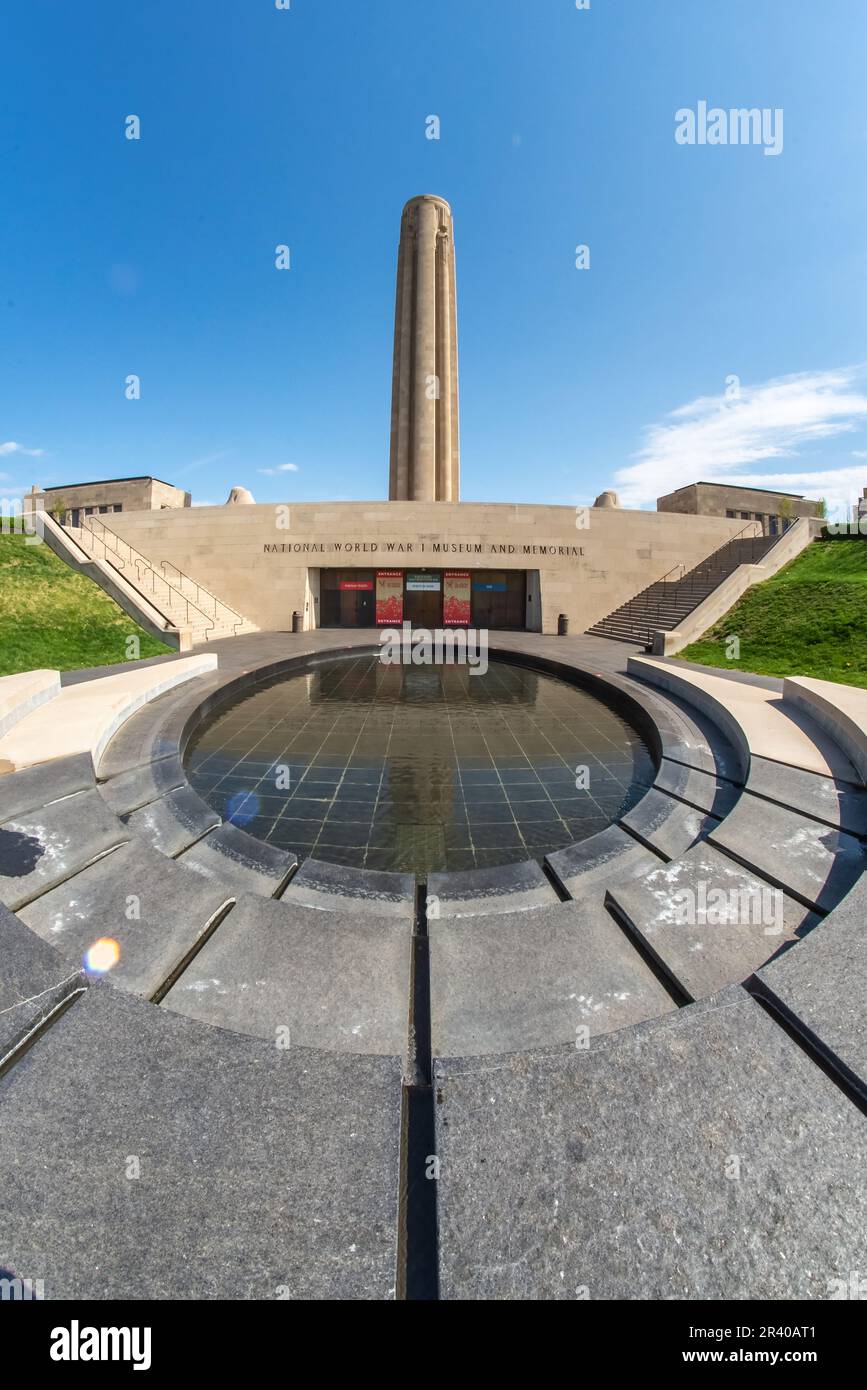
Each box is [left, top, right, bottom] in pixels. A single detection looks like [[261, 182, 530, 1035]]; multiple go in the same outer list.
[[443, 570, 471, 625], [375, 570, 404, 625]]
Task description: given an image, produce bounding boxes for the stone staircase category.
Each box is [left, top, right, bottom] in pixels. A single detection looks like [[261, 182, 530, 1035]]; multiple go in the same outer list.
[[587, 530, 780, 648], [69, 516, 256, 643]]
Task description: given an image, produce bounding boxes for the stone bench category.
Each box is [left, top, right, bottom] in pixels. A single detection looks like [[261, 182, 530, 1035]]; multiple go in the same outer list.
[[0, 655, 218, 776], [0, 670, 59, 741], [782, 675, 867, 785]]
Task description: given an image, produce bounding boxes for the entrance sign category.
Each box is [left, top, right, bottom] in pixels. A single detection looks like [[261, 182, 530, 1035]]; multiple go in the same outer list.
[[443, 570, 471, 625], [406, 573, 441, 592], [376, 570, 404, 625]]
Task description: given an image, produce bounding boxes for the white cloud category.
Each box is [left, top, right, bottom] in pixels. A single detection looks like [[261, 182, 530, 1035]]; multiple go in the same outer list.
[[257, 463, 299, 476], [0, 441, 44, 457], [616, 367, 867, 516]]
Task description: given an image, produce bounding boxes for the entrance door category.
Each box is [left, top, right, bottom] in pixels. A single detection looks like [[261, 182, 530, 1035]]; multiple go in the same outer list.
[[471, 571, 526, 629], [320, 570, 375, 626], [404, 571, 442, 627]]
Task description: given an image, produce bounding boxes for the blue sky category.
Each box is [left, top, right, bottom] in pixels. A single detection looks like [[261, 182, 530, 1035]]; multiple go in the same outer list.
[[2, 0, 866, 517]]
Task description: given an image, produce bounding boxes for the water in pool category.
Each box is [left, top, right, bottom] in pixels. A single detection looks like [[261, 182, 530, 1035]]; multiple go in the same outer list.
[[184, 656, 655, 874]]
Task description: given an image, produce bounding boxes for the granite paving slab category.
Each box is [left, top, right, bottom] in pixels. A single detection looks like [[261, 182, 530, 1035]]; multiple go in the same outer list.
[[0, 902, 84, 1067], [19, 841, 232, 998], [176, 823, 296, 897], [708, 792, 866, 913], [280, 857, 415, 919], [97, 755, 185, 816], [0, 753, 95, 825], [620, 788, 714, 861], [0, 984, 402, 1299], [434, 991, 867, 1299], [607, 843, 817, 1001], [429, 899, 675, 1056], [746, 755, 867, 837], [654, 757, 740, 818], [756, 874, 867, 1094], [0, 790, 129, 912], [427, 861, 557, 919], [123, 786, 220, 858], [545, 824, 661, 898], [162, 895, 412, 1055]]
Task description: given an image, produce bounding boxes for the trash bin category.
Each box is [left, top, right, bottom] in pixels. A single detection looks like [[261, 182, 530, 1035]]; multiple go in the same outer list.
[[292, 612, 303, 634], [557, 614, 569, 637]]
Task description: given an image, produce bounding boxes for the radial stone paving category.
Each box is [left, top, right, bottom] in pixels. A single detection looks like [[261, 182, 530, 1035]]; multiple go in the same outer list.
[[0, 984, 403, 1300], [434, 991, 867, 1300]]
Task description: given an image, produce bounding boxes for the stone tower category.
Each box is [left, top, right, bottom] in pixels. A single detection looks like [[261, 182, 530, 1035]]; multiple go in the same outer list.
[[388, 195, 460, 502]]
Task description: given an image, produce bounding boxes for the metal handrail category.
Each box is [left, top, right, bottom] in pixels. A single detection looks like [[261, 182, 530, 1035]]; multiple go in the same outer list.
[[157, 558, 249, 636], [80, 516, 216, 637], [646, 522, 769, 640]]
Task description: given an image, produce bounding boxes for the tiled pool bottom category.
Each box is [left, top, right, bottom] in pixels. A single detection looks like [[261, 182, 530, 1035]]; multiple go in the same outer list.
[[184, 656, 656, 874]]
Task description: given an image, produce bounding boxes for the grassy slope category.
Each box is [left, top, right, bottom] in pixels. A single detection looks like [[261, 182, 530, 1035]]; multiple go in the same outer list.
[[0, 530, 172, 675], [677, 538, 867, 689]]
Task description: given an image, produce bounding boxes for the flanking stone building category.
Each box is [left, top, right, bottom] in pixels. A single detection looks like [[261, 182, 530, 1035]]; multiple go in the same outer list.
[[657, 480, 823, 536], [37, 476, 190, 526]]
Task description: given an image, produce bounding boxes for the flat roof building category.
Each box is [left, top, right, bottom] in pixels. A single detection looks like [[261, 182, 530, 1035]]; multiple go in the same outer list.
[[38, 476, 191, 527], [657, 481, 823, 537]]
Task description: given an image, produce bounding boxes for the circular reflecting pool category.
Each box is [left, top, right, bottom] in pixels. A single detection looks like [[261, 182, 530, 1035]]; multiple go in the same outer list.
[[184, 655, 655, 874]]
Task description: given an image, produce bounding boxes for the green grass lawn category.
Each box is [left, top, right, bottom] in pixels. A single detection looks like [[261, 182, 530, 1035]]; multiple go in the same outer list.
[[0, 529, 172, 675], [677, 538, 867, 689]]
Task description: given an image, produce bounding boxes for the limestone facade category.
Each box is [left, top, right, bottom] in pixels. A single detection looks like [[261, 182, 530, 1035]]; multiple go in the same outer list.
[[41, 476, 190, 524], [106, 500, 749, 636]]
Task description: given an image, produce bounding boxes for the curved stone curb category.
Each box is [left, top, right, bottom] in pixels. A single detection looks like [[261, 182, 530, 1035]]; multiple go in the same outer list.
[[426, 861, 557, 918], [280, 857, 415, 918]]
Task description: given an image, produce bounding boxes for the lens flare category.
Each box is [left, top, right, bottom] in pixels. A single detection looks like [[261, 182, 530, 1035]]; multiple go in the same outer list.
[[84, 938, 120, 974], [226, 790, 259, 827]]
